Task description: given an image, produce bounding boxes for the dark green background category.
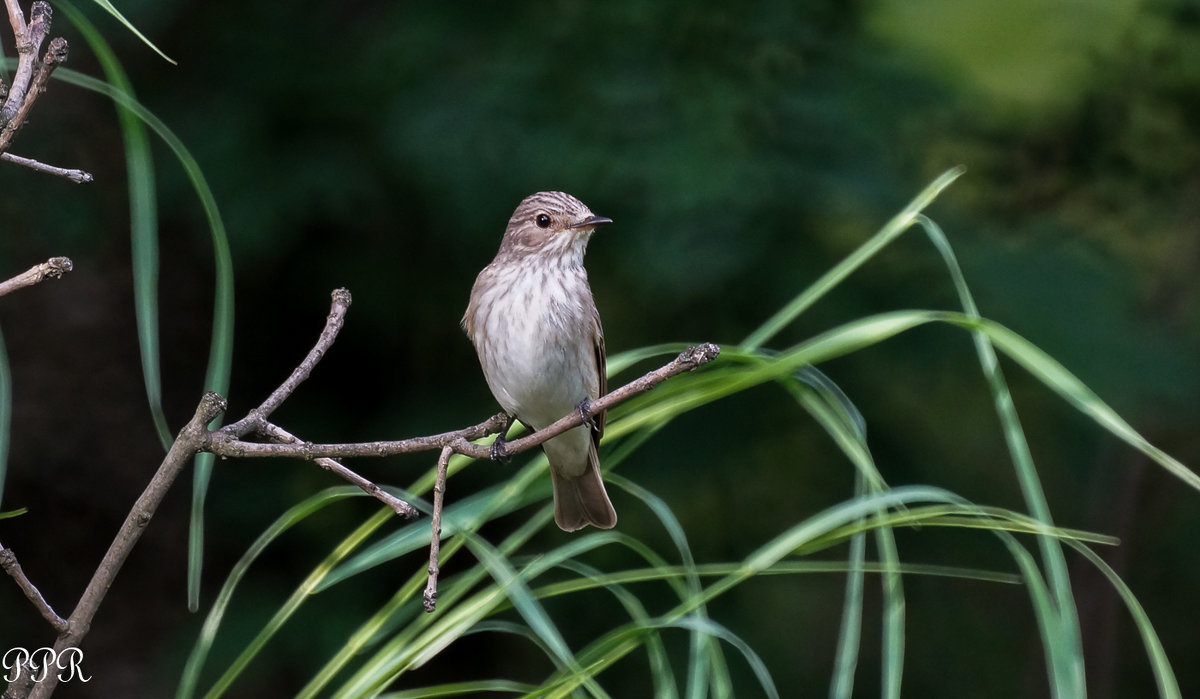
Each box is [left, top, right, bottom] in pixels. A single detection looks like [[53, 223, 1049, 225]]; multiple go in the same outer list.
[[1, 0, 1197, 696]]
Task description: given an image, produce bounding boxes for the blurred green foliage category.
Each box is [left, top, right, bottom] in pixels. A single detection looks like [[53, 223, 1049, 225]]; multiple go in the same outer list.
[[0, 0, 1197, 696]]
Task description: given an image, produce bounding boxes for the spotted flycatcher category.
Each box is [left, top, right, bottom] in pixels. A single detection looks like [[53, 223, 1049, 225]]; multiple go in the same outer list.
[[463, 191, 617, 531]]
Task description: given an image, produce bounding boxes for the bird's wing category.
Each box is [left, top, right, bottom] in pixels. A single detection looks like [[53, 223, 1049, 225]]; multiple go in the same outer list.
[[592, 307, 606, 444]]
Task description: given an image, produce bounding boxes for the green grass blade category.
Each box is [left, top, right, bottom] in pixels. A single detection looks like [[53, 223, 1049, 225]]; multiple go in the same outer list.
[[459, 533, 605, 697], [792, 365, 866, 440], [299, 556, 438, 697], [317, 459, 552, 591], [177, 487, 368, 699], [198, 501, 393, 699], [467, 619, 564, 662], [663, 616, 780, 699], [549, 560, 678, 699], [86, 0, 176, 64], [543, 487, 996, 695], [50, 63, 238, 611], [330, 523, 701, 697], [57, 0, 171, 449], [607, 472, 721, 699], [774, 370, 870, 699], [778, 368, 905, 698], [379, 679, 537, 697], [309, 494, 555, 697], [531, 559, 1021, 594], [459, 533, 578, 670], [828, 474, 866, 699], [662, 348, 902, 696], [875, 513, 905, 699], [695, 310, 1200, 499], [918, 214, 1082, 696], [327, 481, 1087, 698], [740, 166, 965, 351], [1067, 541, 1181, 699], [977, 318, 1200, 492], [607, 342, 696, 377]]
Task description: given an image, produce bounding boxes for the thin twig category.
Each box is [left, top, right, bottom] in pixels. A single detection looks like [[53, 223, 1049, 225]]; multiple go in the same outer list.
[[0, 32, 69, 151], [0, 542, 69, 632], [0, 2, 56, 145], [0, 0, 42, 127], [224, 288, 353, 437], [0, 256, 72, 298], [259, 420, 419, 519], [3, 0, 28, 38], [212, 288, 418, 518], [423, 445, 453, 612], [0, 151, 92, 182], [209, 414, 503, 459], [207, 343, 722, 462]]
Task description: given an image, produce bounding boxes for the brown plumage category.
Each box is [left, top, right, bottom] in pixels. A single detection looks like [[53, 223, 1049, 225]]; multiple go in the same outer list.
[[463, 191, 617, 531]]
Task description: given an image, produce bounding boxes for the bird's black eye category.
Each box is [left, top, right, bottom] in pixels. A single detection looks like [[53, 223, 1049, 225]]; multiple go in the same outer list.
[[535, 213, 551, 228]]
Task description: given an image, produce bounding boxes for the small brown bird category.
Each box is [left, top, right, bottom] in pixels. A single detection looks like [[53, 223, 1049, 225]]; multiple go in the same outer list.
[[463, 191, 617, 531]]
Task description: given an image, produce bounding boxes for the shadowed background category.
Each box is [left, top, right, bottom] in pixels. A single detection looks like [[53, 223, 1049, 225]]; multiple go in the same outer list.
[[1, 0, 1197, 696]]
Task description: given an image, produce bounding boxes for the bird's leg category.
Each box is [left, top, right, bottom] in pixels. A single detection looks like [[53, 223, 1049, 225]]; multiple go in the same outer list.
[[577, 397, 598, 431], [490, 414, 515, 463]]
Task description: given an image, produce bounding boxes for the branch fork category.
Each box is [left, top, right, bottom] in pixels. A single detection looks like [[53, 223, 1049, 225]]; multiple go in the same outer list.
[[0, 0, 93, 183], [0, 285, 719, 698], [194, 289, 718, 610]]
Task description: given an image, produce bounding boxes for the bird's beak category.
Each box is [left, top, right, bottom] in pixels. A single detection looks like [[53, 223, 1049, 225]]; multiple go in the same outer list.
[[570, 215, 613, 230]]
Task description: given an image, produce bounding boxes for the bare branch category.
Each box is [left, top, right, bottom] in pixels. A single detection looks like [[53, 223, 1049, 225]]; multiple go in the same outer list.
[[0, 256, 72, 298], [423, 445, 453, 612], [0, 3, 83, 190], [0, 542, 69, 632], [0, 1, 55, 137], [207, 342, 722, 462], [211, 288, 420, 517], [224, 288, 352, 437], [0, 33, 67, 152], [70, 394, 226, 625], [15, 392, 228, 699], [3, 0, 27, 38], [259, 420, 419, 519], [0, 152, 92, 182], [0, 0, 43, 127]]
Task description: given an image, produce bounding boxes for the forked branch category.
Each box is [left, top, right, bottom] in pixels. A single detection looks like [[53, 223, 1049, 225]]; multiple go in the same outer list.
[[0, 1, 93, 183], [1, 286, 720, 697]]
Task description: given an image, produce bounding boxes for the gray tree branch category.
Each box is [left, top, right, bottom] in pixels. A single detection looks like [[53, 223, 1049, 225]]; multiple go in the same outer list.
[[0, 1, 92, 183], [423, 445, 453, 612], [9, 393, 229, 699], [0, 153, 92, 183], [0, 256, 72, 298], [0, 543, 68, 633], [206, 341, 720, 463]]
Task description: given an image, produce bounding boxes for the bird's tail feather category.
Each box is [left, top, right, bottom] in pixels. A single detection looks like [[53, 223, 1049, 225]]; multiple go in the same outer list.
[[550, 444, 616, 532]]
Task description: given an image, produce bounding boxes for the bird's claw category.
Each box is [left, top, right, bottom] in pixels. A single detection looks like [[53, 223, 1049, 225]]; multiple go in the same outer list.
[[490, 435, 511, 463], [577, 397, 598, 431]]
